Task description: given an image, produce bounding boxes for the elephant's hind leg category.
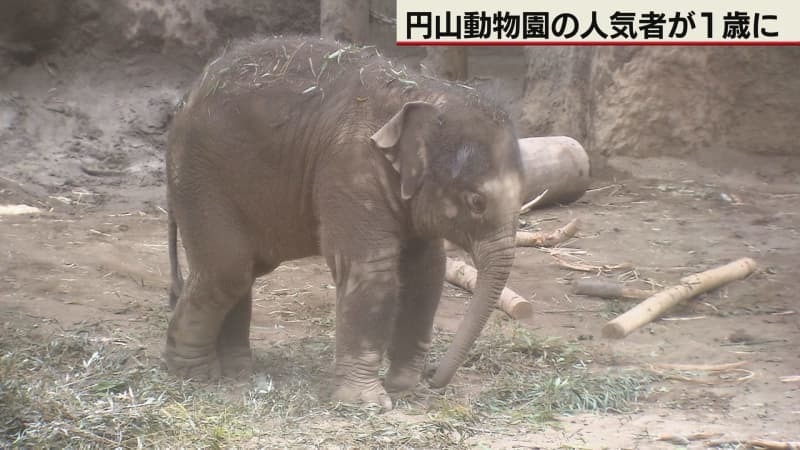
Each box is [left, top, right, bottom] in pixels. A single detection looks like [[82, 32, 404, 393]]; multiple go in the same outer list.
[[164, 213, 255, 381], [165, 270, 224, 379], [217, 291, 254, 378], [385, 239, 445, 393], [216, 261, 276, 378]]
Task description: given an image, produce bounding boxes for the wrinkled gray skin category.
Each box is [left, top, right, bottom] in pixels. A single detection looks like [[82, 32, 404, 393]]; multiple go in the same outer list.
[[165, 37, 523, 410]]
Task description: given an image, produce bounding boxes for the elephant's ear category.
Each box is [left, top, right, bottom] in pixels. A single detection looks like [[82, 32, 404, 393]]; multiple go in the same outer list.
[[371, 101, 440, 200]]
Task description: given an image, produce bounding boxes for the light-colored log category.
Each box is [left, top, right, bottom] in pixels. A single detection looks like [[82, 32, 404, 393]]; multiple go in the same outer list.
[[445, 258, 532, 320], [602, 258, 757, 339], [516, 218, 579, 247]]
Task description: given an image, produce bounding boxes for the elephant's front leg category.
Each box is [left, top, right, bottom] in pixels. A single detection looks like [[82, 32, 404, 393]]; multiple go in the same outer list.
[[324, 246, 402, 411], [385, 239, 445, 393]]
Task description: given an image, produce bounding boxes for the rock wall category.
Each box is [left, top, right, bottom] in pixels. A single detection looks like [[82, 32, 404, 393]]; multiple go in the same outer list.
[[3, 0, 798, 170], [0, 0, 319, 62], [520, 47, 800, 169]]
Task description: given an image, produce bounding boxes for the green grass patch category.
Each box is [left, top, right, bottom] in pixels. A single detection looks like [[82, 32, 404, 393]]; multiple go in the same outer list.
[[1, 320, 654, 447]]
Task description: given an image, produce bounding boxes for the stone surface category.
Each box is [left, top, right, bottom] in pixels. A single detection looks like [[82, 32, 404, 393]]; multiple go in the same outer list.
[[520, 47, 800, 170]]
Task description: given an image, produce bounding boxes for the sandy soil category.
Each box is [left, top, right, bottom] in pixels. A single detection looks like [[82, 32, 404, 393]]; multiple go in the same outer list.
[[1, 24, 799, 449]]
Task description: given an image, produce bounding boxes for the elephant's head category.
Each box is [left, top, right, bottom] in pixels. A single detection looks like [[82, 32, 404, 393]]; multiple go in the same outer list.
[[371, 100, 523, 388]]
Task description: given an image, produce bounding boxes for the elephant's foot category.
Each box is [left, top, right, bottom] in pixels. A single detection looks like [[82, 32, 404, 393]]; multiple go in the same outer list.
[[332, 378, 393, 411], [219, 345, 253, 379], [384, 365, 423, 394], [332, 351, 392, 410], [163, 346, 221, 381]]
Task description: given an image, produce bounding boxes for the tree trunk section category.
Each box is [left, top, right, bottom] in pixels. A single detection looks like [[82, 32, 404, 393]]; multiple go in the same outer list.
[[518, 136, 591, 208], [320, 0, 370, 44]]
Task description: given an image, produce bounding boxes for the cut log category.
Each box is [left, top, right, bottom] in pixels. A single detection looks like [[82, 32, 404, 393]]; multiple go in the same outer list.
[[518, 136, 591, 208], [445, 258, 532, 320], [573, 279, 651, 300], [602, 258, 757, 339]]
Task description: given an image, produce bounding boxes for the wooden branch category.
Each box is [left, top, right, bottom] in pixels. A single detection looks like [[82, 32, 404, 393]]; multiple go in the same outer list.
[[745, 440, 800, 449], [573, 278, 651, 299], [554, 257, 631, 273], [444, 218, 580, 252], [602, 258, 757, 339], [656, 433, 723, 445], [445, 258, 533, 320], [654, 361, 749, 372], [706, 440, 800, 450], [516, 218, 579, 247], [519, 188, 549, 214]]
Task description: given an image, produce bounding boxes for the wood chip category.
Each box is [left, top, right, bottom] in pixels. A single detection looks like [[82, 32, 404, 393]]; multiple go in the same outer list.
[[0, 204, 41, 215]]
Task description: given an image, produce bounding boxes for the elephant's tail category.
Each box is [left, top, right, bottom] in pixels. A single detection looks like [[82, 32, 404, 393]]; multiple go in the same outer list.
[[168, 209, 184, 310]]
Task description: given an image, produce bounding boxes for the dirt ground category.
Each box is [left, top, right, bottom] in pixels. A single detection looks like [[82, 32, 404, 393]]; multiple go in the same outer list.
[[1, 19, 799, 450]]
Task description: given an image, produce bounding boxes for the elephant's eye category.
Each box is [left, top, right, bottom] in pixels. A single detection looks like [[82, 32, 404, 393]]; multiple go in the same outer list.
[[465, 192, 486, 214]]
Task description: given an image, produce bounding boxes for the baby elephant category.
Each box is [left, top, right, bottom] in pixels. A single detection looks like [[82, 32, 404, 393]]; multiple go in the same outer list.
[[165, 37, 523, 410]]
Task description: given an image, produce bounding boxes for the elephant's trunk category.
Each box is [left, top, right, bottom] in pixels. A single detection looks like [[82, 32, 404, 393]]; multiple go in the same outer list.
[[429, 224, 516, 388]]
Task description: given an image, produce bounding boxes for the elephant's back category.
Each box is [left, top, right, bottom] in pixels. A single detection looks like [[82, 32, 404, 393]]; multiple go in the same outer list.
[[166, 38, 348, 246], [181, 37, 376, 110], [167, 36, 383, 193]]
